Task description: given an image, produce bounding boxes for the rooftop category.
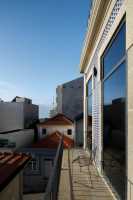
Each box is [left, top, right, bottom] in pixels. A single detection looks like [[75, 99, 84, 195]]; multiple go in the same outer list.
[[32, 131, 74, 149], [38, 113, 73, 126], [0, 152, 31, 191]]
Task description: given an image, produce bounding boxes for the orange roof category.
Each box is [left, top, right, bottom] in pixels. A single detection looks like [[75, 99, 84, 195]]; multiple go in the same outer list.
[[38, 114, 73, 126], [0, 152, 31, 191], [32, 131, 74, 149]]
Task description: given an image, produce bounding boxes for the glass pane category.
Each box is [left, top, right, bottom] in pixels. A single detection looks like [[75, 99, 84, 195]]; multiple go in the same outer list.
[[88, 95, 92, 115], [88, 78, 92, 96], [103, 62, 126, 200], [103, 22, 125, 77]]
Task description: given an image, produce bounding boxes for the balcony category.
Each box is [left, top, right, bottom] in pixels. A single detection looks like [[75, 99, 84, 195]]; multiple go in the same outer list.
[[24, 138, 115, 200], [58, 148, 114, 200], [44, 142, 115, 200]]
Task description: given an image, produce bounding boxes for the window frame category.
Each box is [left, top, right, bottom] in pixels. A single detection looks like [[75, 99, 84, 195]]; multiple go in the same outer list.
[[101, 20, 126, 82], [25, 156, 41, 176]]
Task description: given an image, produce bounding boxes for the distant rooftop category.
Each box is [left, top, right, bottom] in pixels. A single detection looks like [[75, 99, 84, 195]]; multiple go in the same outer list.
[[12, 96, 32, 104], [38, 113, 73, 126]]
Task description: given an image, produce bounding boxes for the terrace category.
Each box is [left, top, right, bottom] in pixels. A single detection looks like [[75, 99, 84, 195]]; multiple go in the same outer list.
[[43, 134, 115, 200]]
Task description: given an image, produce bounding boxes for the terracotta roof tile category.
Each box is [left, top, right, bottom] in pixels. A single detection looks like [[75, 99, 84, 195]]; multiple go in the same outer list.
[[38, 114, 73, 126], [32, 131, 74, 149], [0, 152, 31, 191]]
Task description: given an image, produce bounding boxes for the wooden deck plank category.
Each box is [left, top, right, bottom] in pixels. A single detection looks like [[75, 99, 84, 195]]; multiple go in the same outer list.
[[58, 148, 115, 200]]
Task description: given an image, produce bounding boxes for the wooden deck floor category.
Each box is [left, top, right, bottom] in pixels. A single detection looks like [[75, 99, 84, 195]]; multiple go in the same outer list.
[[58, 148, 115, 200]]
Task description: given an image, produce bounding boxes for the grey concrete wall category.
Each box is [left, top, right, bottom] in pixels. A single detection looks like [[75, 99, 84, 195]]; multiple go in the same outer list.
[[0, 102, 39, 133], [0, 129, 34, 150], [56, 86, 63, 113], [0, 102, 24, 133], [56, 77, 83, 120], [75, 119, 83, 146], [24, 104, 39, 128]]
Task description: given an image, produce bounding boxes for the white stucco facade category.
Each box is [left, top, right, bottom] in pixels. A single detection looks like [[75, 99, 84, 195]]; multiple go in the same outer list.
[[38, 125, 75, 141]]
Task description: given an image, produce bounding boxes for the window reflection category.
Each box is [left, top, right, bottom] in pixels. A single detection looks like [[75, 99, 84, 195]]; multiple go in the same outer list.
[[102, 21, 126, 200], [87, 78, 92, 150], [103, 22, 125, 77], [103, 62, 126, 150], [88, 78, 92, 115]]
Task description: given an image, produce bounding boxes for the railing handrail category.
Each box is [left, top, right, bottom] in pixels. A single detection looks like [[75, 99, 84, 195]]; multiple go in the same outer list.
[[44, 135, 64, 199]]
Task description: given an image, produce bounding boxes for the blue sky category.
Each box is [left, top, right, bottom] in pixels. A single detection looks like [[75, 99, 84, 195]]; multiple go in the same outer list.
[[0, 0, 90, 117]]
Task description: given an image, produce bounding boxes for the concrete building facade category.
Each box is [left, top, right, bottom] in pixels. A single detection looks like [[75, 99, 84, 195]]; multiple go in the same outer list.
[[56, 77, 83, 120], [0, 97, 39, 133], [80, 0, 133, 199], [0, 129, 34, 150], [21, 148, 56, 194]]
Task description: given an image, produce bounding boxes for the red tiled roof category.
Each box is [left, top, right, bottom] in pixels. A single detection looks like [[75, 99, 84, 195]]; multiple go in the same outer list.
[[32, 131, 74, 149], [0, 152, 31, 191], [38, 114, 73, 126]]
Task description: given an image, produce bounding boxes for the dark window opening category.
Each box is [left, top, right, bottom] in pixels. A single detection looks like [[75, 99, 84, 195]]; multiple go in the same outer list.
[[42, 129, 47, 135], [67, 129, 72, 135]]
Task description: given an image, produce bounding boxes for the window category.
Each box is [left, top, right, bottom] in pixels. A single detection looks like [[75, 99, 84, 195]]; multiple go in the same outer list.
[[87, 77, 92, 115], [103, 22, 125, 78], [42, 128, 47, 135], [102, 20, 126, 200], [67, 129, 72, 135], [28, 158, 40, 172]]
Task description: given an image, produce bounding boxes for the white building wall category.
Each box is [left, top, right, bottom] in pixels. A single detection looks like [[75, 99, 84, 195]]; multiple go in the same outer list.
[[0, 102, 38, 133], [126, 0, 133, 199], [0, 129, 34, 150], [0, 102, 24, 133], [38, 125, 75, 140], [84, 0, 125, 173]]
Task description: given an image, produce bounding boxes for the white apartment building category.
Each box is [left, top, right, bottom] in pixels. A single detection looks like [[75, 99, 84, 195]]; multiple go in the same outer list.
[[80, 0, 133, 199]]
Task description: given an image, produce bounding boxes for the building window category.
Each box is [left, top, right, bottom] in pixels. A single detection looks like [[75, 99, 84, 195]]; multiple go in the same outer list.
[[87, 77, 92, 115], [87, 77, 92, 150], [102, 20, 126, 199], [28, 158, 40, 172], [67, 129, 72, 135], [42, 128, 47, 135]]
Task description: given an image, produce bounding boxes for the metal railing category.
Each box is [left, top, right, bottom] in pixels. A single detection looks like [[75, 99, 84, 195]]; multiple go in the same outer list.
[[128, 178, 133, 200], [44, 136, 64, 200]]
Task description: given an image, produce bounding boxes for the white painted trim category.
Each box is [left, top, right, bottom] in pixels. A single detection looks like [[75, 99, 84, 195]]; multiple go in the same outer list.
[[98, 2, 126, 72], [84, 0, 125, 75], [85, 68, 93, 84]]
